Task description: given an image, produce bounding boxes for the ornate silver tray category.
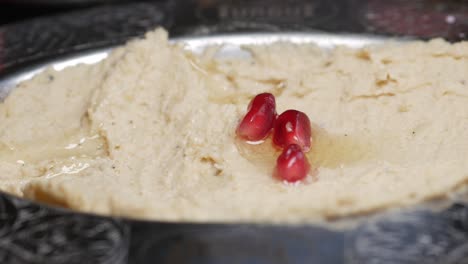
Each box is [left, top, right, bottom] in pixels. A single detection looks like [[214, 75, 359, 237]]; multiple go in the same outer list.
[[0, 3, 467, 264]]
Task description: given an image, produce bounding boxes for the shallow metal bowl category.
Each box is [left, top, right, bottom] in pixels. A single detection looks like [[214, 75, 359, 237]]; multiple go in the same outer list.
[[0, 5, 467, 263]]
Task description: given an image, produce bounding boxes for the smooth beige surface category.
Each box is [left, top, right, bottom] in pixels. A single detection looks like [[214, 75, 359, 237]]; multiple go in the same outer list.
[[1, 29, 468, 222]]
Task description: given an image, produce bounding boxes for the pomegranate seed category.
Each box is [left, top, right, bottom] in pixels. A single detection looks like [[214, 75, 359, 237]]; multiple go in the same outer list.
[[276, 144, 310, 182], [236, 93, 277, 141], [273, 110, 312, 152]]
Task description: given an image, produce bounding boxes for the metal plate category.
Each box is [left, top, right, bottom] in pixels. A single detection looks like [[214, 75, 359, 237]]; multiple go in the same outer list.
[[1, 32, 468, 264]]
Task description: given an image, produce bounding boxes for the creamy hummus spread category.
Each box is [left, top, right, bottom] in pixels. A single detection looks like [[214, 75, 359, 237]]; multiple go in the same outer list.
[[0, 29, 468, 223]]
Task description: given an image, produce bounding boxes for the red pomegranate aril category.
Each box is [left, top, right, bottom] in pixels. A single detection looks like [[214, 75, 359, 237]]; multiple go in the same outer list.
[[273, 109, 312, 152], [276, 144, 310, 182], [236, 93, 277, 142]]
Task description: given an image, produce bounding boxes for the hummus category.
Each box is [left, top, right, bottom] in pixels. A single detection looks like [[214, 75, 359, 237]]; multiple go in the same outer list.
[[0, 29, 468, 223]]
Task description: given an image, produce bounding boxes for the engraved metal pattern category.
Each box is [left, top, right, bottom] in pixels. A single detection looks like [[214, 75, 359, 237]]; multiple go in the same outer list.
[[346, 204, 468, 264], [0, 2, 170, 71], [0, 2, 468, 263], [0, 195, 129, 264]]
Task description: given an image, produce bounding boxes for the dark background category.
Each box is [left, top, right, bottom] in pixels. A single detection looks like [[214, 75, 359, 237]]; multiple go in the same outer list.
[[0, 1, 149, 25], [0, 0, 467, 41]]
